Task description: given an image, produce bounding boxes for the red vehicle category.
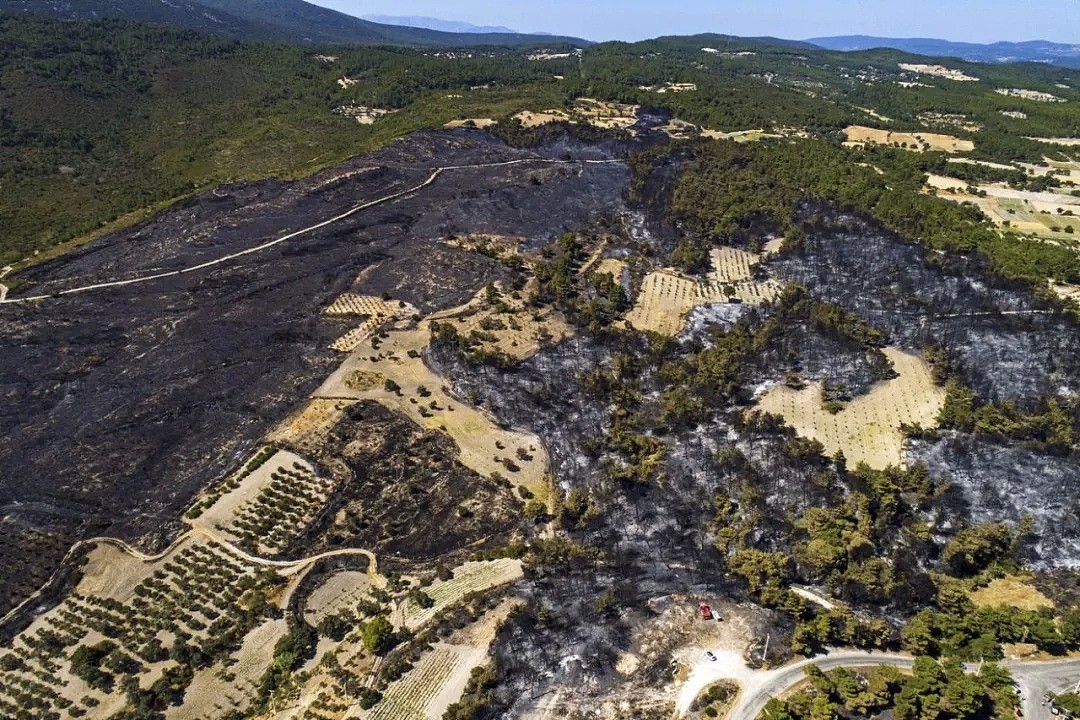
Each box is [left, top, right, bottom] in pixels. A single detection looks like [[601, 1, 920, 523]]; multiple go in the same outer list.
[[699, 603, 713, 619]]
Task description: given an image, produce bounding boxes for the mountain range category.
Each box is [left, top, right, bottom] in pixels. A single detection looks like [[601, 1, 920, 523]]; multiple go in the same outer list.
[[810, 35, 1080, 68], [362, 14, 522, 35], [0, 0, 583, 46]]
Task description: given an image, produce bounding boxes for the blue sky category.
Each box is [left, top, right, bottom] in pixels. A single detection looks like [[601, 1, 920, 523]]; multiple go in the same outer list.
[[308, 0, 1080, 44]]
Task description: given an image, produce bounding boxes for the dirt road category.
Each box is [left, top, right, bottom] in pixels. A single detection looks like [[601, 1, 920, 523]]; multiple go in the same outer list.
[[1, 158, 622, 305]]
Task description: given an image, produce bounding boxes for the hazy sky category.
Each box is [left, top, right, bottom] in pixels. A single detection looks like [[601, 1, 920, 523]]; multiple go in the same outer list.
[[308, 0, 1080, 44]]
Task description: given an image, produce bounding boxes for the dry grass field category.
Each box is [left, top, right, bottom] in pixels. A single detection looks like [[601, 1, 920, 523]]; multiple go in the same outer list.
[[513, 110, 571, 127], [304, 570, 374, 624], [996, 88, 1065, 103], [843, 125, 974, 153], [970, 576, 1054, 611], [754, 348, 946, 469], [1051, 281, 1080, 304], [572, 98, 639, 129], [925, 174, 1080, 240], [442, 118, 498, 129]]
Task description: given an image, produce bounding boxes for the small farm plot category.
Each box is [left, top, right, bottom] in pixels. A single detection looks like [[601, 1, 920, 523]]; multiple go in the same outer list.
[[191, 450, 335, 558], [401, 559, 523, 630], [754, 348, 945, 470], [170, 617, 286, 720], [572, 98, 639, 129], [709, 247, 758, 283], [623, 271, 700, 335], [226, 459, 336, 556], [843, 125, 974, 153], [304, 570, 373, 625], [367, 646, 465, 720], [327, 294, 418, 352], [623, 252, 781, 335]]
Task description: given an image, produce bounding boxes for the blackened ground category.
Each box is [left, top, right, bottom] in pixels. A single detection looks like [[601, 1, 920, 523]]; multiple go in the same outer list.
[[772, 210, 1080, 405], [0, 129, 628, 619], [289, 402, 523, 569], [910, 435, 1080, 569]]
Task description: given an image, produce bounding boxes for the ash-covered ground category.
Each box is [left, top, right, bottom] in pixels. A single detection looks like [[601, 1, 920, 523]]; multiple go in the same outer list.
[[1, 122, 1079, 713], [0, 129, 628, 617]]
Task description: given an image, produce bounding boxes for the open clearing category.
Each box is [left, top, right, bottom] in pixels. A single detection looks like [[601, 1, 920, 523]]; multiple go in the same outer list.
[[513, 110, 571, 127], [442, 118, 498, 129], [1027, 137, 1080, 146], [971, 576, 1054, 611], [572, 98, 639, 129], [843, 125, 974, 153], [754, 348, 946, 469], [623, 246, 781, 335], [1052, 281, 1080, 304]]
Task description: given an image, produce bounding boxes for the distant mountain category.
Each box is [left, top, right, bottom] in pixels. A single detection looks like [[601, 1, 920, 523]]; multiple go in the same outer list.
[[0, 0, 584, 47], [810, 35, 1080, 69], [363, 15, 518, 35]]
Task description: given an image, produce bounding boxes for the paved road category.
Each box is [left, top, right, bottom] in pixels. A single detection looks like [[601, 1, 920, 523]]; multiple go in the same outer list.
[[716, 651, 1080, 720], [1006, 658, 1080, 720], [0, 158, 622, 305]]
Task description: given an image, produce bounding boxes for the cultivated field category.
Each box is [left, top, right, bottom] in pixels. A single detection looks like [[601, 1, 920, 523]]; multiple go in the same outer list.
[[754, 347, 946, 469], [327, 295, 419, 352], [305, 570, 374, 624], [996, 88, 1066, 103], [513, 110, 571, 127], [572, 98, 639, 129], [190, 450, 336, 556], [0, 534, 292, 720], [925, 174, 1080, 239], [400, 559, 523, 630], [622, 246, 781, 335], [843, 125, 974, 153]]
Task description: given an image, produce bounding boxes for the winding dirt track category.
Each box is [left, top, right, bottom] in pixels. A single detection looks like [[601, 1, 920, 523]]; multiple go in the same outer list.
[[1, 158, 623, 305], [0, 526, 379, 627]]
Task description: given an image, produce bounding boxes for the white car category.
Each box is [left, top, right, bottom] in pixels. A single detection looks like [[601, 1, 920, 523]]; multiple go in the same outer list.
[[705, 651, 717, 662]]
